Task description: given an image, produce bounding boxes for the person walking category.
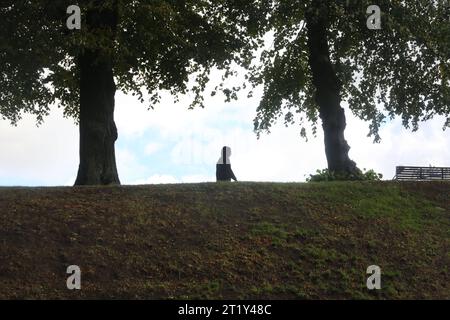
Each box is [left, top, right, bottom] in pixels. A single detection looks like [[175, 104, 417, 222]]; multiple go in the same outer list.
[[216, 146, 237, 182]]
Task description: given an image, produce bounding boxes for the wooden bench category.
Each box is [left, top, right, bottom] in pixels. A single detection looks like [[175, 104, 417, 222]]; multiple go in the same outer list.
[[394, 166, 450, 180]]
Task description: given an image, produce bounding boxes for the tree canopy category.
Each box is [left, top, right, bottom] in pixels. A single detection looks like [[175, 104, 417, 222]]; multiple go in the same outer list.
[[248, 0, 449, 142], [0, 0, 268, 123], [0, 1, 57, 124]]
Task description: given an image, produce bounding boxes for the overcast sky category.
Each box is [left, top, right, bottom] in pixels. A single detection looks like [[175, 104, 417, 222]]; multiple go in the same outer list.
[[0, 67, 449, 186]]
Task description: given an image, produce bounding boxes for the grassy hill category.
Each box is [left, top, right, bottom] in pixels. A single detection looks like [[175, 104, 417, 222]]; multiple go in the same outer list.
[[0, 181, 448, 299]]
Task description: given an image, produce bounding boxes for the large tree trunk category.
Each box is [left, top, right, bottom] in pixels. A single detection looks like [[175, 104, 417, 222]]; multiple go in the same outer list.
[[74, 1, 120, 185], [74, 51, 120, 185], [305, 6, 360, 177]]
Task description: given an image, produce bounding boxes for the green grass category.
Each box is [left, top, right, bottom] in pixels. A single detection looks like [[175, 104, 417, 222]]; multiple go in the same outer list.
[[0, 181, 448, 299]]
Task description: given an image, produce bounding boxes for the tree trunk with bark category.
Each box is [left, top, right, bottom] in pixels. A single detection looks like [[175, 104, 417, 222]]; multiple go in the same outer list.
[[305, 6, 360, 177], [74, 1, 120, 185]]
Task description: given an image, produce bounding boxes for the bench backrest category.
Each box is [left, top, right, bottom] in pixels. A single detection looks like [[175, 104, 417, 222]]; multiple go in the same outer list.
[[395, 166, 450, 180]]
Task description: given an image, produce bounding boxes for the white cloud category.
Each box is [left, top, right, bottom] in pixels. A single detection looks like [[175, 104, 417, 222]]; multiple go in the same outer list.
[[144, 142, 162, 155], [116, 147, 148, 183], [0, 108, 78, 186], [114, 68, 256, 140]]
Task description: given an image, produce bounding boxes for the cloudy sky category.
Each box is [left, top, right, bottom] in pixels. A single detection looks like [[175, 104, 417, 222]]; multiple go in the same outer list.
[[0, 67, 449, 186]]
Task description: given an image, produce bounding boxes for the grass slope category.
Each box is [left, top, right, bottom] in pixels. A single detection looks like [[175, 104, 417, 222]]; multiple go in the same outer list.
[[0, 181, 449, 299]]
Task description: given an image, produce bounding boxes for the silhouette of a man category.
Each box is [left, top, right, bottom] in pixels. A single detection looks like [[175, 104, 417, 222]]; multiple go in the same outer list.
[[216, 146, 237, 182]]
